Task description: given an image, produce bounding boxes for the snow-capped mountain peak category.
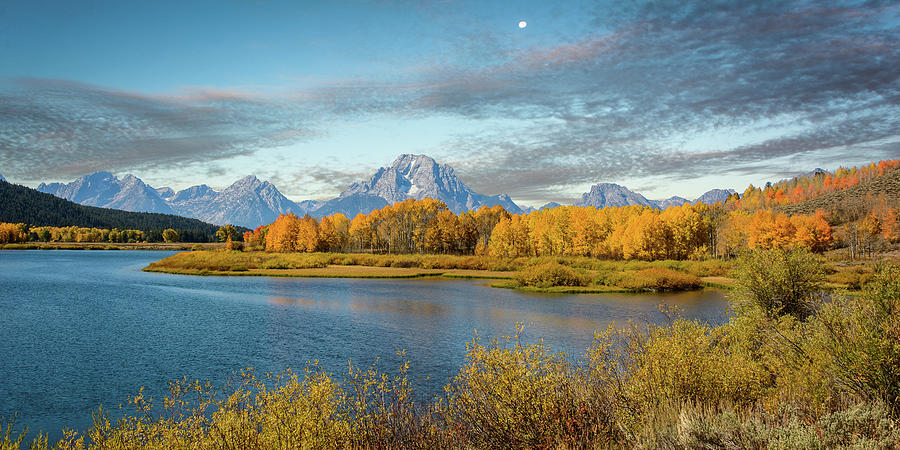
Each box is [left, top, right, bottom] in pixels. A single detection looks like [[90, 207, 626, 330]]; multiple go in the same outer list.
[[320, 154, 521, 218], [37, 171, 173, 214]]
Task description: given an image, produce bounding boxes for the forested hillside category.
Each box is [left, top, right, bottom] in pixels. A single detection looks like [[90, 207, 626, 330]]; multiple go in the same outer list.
[[0, 180, 223, 242], [242, 160, 899, 260], [776, 167, 900, 219]]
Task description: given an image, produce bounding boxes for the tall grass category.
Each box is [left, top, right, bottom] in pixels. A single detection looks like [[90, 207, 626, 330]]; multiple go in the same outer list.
[[6, 261, 899, 448], [0, 252, 857, 447], [145, 251, 727, 292]]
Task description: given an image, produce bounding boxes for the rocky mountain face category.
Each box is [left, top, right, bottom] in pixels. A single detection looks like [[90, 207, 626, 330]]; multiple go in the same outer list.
[[694, 188, 738, 205], [575, 183, 656, 208], [168, 184, 220, 217], [0, 173, 5, 182], [155, 187, 175, 200], [195, 176, 309, 228], [573, 183, 736, 209], [657, 196, 691, 209], [38, 172, 175, 214], [37, 172, 309, 228], [311, 154, 523, 218]]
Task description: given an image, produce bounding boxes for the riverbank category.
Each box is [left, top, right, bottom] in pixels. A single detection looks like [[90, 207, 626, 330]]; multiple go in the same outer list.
[[143, 264, 515, 280], [143, 250, 740, 292], [1, 242, 222, 251], [8, 261, 898, 449]]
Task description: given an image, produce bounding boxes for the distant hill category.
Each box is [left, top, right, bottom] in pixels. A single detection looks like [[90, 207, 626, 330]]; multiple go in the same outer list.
[[777, 168, 900, 221], [0, 180, 227, 242], [38, 171, 175, 214]]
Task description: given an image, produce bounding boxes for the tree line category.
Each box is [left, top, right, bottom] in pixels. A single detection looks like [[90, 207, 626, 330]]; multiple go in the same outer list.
[[733, 159, 899, 209], [0, 180, 223, 241], [243, 159, 900, 259], [0, 223, 149, 244], [241, 200, 856, 260]]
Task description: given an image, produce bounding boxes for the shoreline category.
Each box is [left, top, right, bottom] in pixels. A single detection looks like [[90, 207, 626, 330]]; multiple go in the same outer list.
[[0, 242, 222, 251], [143, 264, 517, 281], [141, 251, 747, 294], [142, 264, 723, 294]]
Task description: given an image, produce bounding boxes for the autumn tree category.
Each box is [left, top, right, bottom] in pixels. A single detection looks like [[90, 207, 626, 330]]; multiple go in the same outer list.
[[790, 210, 833, 253], [266, 214, 302, 252], [318, 214, 349, 252], [162, 228, 179, 243], [296, 215, 320, 253], [216, 225, 240, 243]]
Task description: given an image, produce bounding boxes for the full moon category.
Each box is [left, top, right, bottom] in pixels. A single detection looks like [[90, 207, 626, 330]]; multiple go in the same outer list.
[[518, 20, 527, 29]]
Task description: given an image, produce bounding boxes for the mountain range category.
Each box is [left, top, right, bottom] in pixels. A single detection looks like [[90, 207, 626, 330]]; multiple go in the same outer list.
[[29, 154, 737, 228], [1, 178, 225, 241], [311, 154, 522, 219], [574, 183, 736, 209], [39, 173, 311, 229]]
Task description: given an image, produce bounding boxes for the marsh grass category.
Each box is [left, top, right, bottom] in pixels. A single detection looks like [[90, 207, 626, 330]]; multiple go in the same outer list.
[[7, 253, 897, 448], [10, 272, 899, 448], [145, 251, 729, 292]]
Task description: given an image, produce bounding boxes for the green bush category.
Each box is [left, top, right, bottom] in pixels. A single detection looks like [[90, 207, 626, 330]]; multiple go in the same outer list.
[[826, 265, 875, 289], [617, 267, 702, 291], [515, 262, 586, 288], [813, 264, 900, 415], [731, 248, 825, 319]]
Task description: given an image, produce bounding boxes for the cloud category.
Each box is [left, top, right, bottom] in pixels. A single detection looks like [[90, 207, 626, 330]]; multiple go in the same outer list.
[[421, 0, 900, 201], [0, 78, 316, 180], [1, 0, 898, 205]]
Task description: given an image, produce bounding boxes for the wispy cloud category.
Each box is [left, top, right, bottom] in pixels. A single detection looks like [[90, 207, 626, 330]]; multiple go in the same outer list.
[[1, 0, 897, 204], [0, 78, 316, 180]]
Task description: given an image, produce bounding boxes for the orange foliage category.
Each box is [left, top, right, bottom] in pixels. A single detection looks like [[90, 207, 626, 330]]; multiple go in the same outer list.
[[734, 159, 899, 210], [0, 222, 28, 244]]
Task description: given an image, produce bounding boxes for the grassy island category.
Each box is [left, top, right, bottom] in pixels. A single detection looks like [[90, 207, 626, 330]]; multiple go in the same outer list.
[[143, 250, 741, 293]]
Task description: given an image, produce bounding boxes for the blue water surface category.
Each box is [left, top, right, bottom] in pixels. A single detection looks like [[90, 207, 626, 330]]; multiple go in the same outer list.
[[0, 250, 729, 441]]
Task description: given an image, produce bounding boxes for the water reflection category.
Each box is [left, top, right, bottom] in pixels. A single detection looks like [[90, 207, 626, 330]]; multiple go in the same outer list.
[[1, 251, 729, 442]]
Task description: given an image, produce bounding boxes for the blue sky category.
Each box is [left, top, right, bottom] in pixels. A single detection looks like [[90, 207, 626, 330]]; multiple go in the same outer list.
[[1, 0, 898, 206]]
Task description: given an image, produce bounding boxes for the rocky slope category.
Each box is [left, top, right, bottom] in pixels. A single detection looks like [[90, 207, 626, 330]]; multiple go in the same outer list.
[[311, 154, 523, 218], [38, 172, 175, 214]]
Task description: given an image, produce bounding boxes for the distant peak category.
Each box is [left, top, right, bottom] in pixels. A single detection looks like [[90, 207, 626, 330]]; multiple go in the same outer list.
[[589, 182, 627, 191], [86, 171, 115, 180], [392, 153, 433, 164], [230, 175, 263, 188]]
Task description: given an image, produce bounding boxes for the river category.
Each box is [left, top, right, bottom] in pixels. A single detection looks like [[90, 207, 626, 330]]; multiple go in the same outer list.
[[0, 250, 729, 441]]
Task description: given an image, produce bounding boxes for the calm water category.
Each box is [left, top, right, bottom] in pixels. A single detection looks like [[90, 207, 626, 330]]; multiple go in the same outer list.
[[0, 250, 729, 441]]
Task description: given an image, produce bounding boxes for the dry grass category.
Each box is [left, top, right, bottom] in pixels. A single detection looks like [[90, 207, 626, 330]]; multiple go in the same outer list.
[[144, 251, 731, 291], [6, 262, 900, 449], [144, 263, 512, 280], [777, 167, 900, 218]]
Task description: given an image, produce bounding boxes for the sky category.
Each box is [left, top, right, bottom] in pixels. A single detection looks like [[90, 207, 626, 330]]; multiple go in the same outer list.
[[0, 0, 898, 207]]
